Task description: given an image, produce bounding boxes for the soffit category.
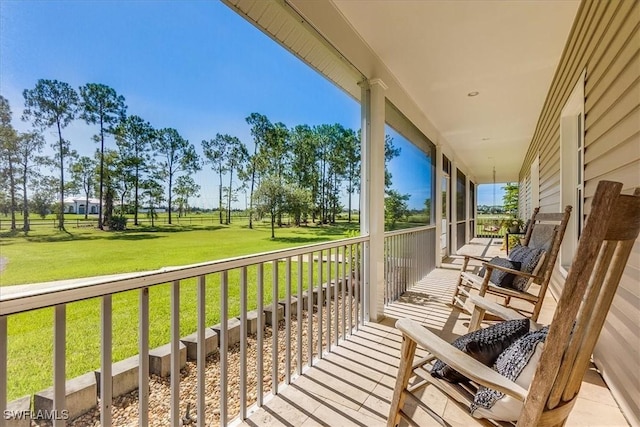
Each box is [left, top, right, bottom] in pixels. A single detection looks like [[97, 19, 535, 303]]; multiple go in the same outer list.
[[224, 0, 579, 183], [328, 0, 580, 183]]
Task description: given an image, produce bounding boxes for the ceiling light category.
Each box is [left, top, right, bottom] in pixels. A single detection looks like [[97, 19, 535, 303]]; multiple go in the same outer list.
[[468, 91, 479, 97]]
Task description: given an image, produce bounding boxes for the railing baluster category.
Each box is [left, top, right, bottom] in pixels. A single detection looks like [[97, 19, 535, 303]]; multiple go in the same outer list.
[[54, 304, 66, 427], [326, 247, 331, 352], [297, 254, 303, 376], [171, 281, 180, 427], [342, 245, 346, 340], [400, 234, 404, 293], [239, 267, 247, 420], [139, 288, 149, 427], [0, 315, 7, 420], [197, 276, 206, 427], [285, 257, 291, 385], [101, 295, 113, 427], [355, 244, 360, 331], [360, 242, 370, 326], [307, 251, 313, 368], [318, 249, 323, 359], [220, 271, 228, 427], [347, 245, 353, 335], [272, 260, 278, 396], [390, 237, 394, 303], [257, 264, 264, 406], [334, 246, 339, 347]]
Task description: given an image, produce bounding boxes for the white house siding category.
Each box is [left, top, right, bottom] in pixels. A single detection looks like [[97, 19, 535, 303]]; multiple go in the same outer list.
[[519, 1, 640, 424]]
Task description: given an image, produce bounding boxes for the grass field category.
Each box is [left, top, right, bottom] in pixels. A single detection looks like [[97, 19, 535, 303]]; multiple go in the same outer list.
[[0, 215, 359, 400]]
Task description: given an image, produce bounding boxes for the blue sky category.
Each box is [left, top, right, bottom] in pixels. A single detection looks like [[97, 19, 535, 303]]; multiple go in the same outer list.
[[1, 1, 498, 210]]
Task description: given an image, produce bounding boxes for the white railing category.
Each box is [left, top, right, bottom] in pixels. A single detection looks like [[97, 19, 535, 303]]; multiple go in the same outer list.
[[0, 236, 368, 427], [1, 228, 438, 426], [383, 226, 437, 305]]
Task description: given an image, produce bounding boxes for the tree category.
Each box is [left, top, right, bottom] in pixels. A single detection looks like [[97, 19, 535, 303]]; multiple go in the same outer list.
[[114, 115, 155, 225], [245, 113, 272, 229], [314, 124, 337, 223], [201, 134, 229, 224], [0, 95, 19, 230], [141, 177, 164, 228], [289, 125, 320, 221], [253, 176, 285, 239], [16, 131, 45, 230], [385, 190, 410, 230], [79, 83, 127, 229], [502, 183, 519, 215], [343, 128, 360, 222], [284, 186, 312, 226], [258, 122, 289, 226], [225, 137, 249, 224], [70, 156, 96, 220], [384, 134, 401, 191], [30, 176, 58, 219], [174, 175, 200, 217], [154, 128, 200, 224], [22, 79, 79, 230], [99, 149, 121, 227]]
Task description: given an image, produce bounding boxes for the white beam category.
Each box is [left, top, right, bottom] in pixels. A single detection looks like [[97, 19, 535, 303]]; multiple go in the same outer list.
[[365, 78, 387, 322], [435, 146, 443, 267]]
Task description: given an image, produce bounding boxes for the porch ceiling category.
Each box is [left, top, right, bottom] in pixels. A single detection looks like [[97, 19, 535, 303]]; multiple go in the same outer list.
[[330, 0, 579, 183]]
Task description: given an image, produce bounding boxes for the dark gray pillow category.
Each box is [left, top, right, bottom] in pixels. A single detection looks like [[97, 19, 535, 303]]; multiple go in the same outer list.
[[478, 257, 522, 288], [430, 318, 530, 383], [509, 247, 544, 291], [471, 327, 549, 414]]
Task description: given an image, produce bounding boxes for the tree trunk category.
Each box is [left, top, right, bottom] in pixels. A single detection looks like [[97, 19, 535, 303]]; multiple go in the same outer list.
[[219, 170, 223, 224], [134, 165, 139, 225], [348, 174, 352, 223], [98, 117, 105, 230], [22, 166, 29, 232], [168, 172, 173, 224], [8, 157, 16, 231], [56, 120, 65, 230], [249, 168, 256, 229], [271, 211, 275, 239], [227, 169, 233, 225]]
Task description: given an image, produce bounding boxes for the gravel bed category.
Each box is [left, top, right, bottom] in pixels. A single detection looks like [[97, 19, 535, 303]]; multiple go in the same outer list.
[[37, 295, 358, 427]]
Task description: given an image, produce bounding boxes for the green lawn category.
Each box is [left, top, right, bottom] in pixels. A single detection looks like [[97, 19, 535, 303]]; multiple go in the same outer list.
[[1, 216, 358, 400]]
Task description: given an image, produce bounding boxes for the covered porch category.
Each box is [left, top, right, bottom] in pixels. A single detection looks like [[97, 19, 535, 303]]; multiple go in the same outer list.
[[241, 239, 627, 427], [1, 0, 637, 425]]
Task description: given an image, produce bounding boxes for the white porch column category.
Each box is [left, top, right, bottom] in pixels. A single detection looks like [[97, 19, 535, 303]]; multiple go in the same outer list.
[[434, 145, 443, 268], [450, 160, 458, 254], [360, 78, 386, 322], [466, 174, 471, 244]]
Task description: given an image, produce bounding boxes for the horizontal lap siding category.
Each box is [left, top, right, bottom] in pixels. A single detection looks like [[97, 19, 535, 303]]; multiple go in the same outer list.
[[519, 0, 640, 424]]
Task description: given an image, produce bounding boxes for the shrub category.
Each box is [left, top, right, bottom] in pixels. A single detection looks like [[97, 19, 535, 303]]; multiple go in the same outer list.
[[108, 215, 127, 231]]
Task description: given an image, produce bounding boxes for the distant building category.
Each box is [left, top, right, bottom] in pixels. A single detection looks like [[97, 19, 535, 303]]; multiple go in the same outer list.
[[63, 197, 100, 214]]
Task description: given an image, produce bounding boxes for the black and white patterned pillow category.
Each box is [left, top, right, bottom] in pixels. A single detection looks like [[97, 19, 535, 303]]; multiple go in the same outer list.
[[478, 257, 522, 288], [430, 319, 530, 383], [470, 327, 549, 420], [508, 247, 544, 291]]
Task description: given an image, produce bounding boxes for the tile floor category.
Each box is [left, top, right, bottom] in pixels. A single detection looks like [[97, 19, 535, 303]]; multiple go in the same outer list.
[[242, 239, 630, 427]]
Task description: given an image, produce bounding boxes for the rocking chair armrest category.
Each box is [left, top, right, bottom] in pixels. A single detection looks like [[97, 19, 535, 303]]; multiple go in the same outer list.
[[395, 318, 528, 402], [466, 294, 526, 321], [481, 262, 541, 280], [461, 254, 492, 263]]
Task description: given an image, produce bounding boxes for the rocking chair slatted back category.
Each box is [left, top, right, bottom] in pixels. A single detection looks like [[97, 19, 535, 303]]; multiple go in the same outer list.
[[518, 182, 640, 426]]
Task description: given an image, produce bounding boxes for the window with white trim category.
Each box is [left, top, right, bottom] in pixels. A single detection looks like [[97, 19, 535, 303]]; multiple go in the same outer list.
[[560, 71, 586, 270]]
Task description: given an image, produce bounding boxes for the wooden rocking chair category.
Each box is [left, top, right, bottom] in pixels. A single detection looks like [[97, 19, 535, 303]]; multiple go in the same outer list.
[[451, 205, 572, 322], [388, 181, 640, 427]]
